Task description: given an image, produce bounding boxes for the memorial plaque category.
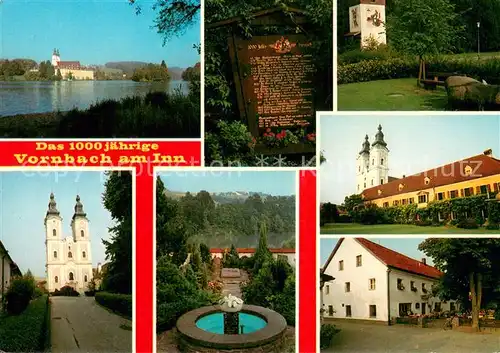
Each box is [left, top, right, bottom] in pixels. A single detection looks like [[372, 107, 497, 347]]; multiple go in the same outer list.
[[233, 34, 316, 137]]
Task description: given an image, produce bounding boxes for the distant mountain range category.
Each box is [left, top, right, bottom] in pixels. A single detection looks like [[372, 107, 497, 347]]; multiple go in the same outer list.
[[104, 62, 184, 80], [164, 190, 277, 203]]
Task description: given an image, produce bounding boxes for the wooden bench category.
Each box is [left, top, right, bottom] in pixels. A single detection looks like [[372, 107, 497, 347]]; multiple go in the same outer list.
[[419, 72, 462, 89]]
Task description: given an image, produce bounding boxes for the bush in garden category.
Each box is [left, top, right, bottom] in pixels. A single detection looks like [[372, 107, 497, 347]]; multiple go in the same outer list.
[[320, 324, 340, 350], [457, 218, 479, 229], [50, 285, 79, 297], [95, 292, 132, 319], [5, 276, 35, 315], [0, 295, 49, 352]]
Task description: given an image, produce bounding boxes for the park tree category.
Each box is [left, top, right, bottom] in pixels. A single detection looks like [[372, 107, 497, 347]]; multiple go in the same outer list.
[[386, 0, 464, 59], [101, 171, 133, 294], [418, 238, 500, 331], [252, 222, 273, 274], [342, 194, 363, 215], [320, 202, 339, 224], [161, 59, 167, 68], [156, 177, 189, 265]]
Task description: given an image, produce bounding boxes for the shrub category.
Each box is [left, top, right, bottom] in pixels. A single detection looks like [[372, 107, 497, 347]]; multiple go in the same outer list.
[[50, 286, 79, 297], [95, 292, 132, 319], [0, 295, 49, 352], [415, 220, 432, 227], [320, 324, 340, 350], [457, 218, 479, 229], [337, 214, 352, 223], [84, 290, 96, 297], [156, 297, 206, 332], [487, 223, 500, 230], [5, 277, 35, 315]]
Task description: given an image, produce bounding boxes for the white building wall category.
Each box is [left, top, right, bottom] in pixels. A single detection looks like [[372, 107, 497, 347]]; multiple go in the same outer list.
[[1, 256, 12, 296], [322, 238, 389, 322], [356, 153, 370, 192], [388, 268, 457, 319]]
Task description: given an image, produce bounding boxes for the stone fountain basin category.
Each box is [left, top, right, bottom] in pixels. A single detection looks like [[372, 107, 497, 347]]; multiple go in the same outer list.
[[176, 304, 287, 350]]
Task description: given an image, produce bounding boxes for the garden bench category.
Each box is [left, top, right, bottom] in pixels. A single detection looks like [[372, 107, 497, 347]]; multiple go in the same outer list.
[[420, 72, 462, 89]]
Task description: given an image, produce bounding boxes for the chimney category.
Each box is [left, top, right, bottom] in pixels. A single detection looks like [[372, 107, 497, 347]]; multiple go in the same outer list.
[[422, 258, 427, 265], [484, 149, 493, 156]]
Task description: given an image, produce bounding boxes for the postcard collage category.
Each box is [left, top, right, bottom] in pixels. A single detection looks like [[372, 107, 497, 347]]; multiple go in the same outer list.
[[1, 0, 500, 352]]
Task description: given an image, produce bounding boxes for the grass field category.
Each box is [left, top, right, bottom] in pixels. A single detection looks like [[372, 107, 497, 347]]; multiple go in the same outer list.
[[338, 78, 448, 111], [321, 223, 500, 234]]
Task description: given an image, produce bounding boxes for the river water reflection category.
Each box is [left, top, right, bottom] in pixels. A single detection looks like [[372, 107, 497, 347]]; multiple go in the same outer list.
[[0, 80, 188, 116]]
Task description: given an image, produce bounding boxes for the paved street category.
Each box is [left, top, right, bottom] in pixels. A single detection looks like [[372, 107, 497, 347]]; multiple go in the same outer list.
[[324, 320, 500, 353], [51, 296, 132, 353]]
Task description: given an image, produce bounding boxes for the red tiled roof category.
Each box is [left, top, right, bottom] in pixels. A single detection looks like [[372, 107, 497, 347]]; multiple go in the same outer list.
[[362, 153, 500, 201], [210, 248, 295, 254], [56, 61, 81, 69], [355, 238, 442, 279]]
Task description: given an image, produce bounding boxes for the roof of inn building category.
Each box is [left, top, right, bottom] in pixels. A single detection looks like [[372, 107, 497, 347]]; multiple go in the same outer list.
[[324, 238, 443, 279], [362, 149, 500, 201]]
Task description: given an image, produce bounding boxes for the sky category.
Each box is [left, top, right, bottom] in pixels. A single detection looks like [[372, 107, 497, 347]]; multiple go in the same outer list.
[[0, 171, 115, 278], [320, 114, 500, 204], [0, 0, 200, 67], [320, 238, 433, 267], [158, 170, 297, 196]]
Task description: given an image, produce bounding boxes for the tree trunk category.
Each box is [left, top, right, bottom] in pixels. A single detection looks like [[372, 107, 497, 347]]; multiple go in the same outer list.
[[469, 272, 481, 331]]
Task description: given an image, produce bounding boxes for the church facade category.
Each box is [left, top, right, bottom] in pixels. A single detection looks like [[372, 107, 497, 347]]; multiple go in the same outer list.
[[357, 126, 500, 209], [45, 193, 93, 293]]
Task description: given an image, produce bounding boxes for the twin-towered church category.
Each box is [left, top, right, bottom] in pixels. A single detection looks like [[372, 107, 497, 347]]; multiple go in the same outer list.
[[45, 193, 93, 293]]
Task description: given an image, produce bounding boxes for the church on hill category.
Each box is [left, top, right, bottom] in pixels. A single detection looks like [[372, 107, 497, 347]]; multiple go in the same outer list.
[[45, 193, 93, 293], [356, 125, 500, 210]]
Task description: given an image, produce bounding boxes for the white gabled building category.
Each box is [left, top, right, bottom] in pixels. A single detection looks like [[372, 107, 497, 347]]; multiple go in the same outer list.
[[0, 241, 22, 301], [321, 238, 458, 324]]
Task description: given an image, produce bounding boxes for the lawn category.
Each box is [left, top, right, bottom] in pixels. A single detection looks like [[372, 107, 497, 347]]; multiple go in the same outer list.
[[321, 223, 500, 234], [338, 78, 448, 111]]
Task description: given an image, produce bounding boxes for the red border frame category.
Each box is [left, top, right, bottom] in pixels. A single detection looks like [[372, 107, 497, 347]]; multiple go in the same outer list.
[[0, 141, 318, 353]]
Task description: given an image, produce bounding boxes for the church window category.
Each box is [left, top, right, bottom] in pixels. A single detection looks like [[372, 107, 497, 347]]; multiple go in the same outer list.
[[82, 251, 86, 258], [381, 158, 384, 165], [69, 272, 74, 281], [380, 179, 383, 185], [84, 275, 88, 282], [364, 182, 366, 188], [81, 230, 84, 237], [55, 276, 58, 283], [68, 251, 73, 258], [53, 251, 57, 258], [358, 185, 360, 191], [53, 229, 56, 236], [358, 166, 361, 172], [372, 159, 374, 165], [371, 179, 374, 186]]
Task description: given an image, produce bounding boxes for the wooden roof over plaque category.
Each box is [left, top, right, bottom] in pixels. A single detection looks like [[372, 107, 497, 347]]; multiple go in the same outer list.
[[207, 7, 316, 155]]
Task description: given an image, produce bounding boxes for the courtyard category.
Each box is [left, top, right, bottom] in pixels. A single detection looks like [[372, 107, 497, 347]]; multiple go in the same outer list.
[[323, 320, 500, 353]]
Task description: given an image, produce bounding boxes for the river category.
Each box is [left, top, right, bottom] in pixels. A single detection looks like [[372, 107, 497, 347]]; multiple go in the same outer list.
[[0, 80, 189, 117]]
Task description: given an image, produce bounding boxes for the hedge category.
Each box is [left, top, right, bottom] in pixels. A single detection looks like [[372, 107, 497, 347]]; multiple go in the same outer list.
[[338, 55, 500, 85], [95, 292, 132, 320], [0, 295, 50, 352], [351, 195, 500, 228]]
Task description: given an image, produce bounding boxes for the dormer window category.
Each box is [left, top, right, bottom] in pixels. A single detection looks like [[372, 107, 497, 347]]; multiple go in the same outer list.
[[464, 165, 472, 176], [398, 184, 404, 191], [378, 190, 382, 195], [424, 177, 431, 185]]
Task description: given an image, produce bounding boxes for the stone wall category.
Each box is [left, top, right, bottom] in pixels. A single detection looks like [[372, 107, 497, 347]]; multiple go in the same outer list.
[[178, 332, 286, 353]]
